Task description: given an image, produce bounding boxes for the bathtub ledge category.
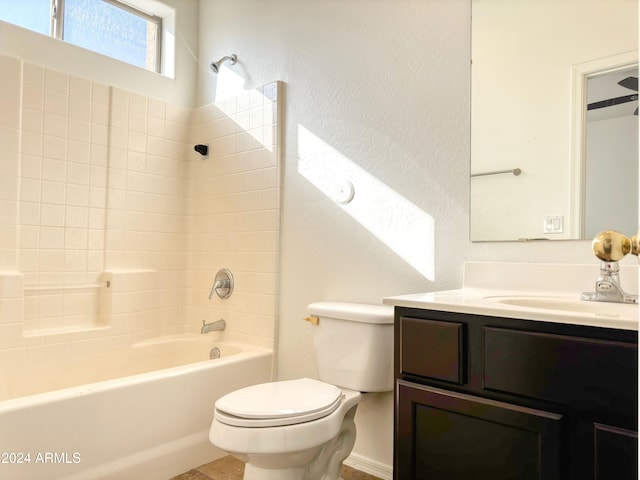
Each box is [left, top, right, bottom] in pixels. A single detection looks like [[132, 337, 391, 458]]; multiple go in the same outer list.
[[23, 323, 111, 337]]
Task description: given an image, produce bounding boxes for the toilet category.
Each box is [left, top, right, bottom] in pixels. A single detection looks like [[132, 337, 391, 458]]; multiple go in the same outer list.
[[209, 301, 394, 480]]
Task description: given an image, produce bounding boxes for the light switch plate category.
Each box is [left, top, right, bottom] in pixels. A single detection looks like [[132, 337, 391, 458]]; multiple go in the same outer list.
[[543, 215, 564, 234]]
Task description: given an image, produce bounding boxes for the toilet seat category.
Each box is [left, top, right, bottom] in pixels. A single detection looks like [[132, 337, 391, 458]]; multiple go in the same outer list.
[[214, 378, 343, 427]]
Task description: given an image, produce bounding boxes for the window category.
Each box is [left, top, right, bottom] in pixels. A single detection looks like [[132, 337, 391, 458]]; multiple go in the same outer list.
[[0, 0, 163, 73], [0, 0, 51, 35]]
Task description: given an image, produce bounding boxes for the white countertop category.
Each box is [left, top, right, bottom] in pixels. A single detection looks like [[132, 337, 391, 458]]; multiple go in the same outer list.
[[383, 262, 639, 331], [383, 288, 638, 331]]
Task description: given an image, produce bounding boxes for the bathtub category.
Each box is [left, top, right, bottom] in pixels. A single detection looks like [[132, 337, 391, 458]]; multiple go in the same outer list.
[[0, 335, 273, 480]]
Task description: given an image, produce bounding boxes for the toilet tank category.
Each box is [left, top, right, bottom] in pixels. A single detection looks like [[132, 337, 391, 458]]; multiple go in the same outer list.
[[307, 302, 394, 392]]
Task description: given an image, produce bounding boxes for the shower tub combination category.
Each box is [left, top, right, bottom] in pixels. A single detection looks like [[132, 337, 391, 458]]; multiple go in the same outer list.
[[0, 335, 273, 480]]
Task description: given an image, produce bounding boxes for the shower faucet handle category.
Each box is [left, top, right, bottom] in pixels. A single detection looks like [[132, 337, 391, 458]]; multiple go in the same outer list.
[[209, 268, 234, 299], [591, 230, 631, 262]]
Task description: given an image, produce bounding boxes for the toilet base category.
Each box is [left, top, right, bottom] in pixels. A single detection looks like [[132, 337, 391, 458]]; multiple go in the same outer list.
[[240, 406, 357, 480]]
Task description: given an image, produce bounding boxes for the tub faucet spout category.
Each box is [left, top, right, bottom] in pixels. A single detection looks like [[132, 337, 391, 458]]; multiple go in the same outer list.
[[201, 319, 226, 334]]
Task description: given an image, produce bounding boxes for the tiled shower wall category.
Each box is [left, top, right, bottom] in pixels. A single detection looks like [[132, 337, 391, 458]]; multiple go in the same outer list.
[[184, 84, 280, 348], [0, 53, 279, 364]]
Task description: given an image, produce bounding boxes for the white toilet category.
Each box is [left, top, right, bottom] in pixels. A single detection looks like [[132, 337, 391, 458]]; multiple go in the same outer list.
[[209, 301, 394, 480]]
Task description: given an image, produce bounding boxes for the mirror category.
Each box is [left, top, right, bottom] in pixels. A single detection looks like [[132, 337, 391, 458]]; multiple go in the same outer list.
[[470, 0, 638, 242]]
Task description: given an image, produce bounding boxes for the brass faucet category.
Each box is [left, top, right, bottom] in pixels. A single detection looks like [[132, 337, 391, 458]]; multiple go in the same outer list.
[[581, 230, 638, 304]]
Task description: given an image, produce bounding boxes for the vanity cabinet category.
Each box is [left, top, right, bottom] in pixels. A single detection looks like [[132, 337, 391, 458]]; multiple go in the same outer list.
[[394, 307, 638, 480]]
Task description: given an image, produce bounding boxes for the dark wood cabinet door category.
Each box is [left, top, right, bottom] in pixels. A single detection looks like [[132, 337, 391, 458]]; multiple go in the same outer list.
[[396, 381, 563, 480], [594, 423, 638, 480]]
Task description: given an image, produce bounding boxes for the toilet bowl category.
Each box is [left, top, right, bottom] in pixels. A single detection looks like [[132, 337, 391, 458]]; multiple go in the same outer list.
[[211, 379, 362, 480], [209, 302, 394, 480]]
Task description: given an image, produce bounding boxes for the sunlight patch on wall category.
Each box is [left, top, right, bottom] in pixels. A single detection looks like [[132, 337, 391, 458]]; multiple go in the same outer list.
[[211, 68, 277, 153], [297, 125, 435, 280], [214, 65, 246, 103]]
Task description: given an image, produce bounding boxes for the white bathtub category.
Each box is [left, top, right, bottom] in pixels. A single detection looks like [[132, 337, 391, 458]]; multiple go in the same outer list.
[[0, 335, 273, 480]]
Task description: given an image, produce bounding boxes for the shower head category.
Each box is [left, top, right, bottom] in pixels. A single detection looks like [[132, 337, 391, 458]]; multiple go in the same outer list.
[[210, 54, 237, 74]]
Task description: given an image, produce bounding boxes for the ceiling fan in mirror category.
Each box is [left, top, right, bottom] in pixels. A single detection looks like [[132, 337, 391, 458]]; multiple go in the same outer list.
[[587, 76, 638, 115]]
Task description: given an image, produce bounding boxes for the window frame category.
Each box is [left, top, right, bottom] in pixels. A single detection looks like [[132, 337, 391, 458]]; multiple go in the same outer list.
[[50, 0, 163, 73]]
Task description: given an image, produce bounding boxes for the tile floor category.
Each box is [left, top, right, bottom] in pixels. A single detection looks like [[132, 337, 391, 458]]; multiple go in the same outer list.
[[170, 455, 383, 480]]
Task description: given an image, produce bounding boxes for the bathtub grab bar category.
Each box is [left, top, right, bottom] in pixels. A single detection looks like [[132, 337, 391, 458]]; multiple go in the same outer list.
[[24, 281, 111, 292]]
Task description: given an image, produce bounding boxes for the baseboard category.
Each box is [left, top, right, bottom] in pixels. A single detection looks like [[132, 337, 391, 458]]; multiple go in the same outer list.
[[345, 453, 393, 480]]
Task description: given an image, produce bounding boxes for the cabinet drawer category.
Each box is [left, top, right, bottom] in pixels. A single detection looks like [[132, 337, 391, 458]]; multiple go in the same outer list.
[[400, 317, 464, 384], [484, 327, 638, 412]]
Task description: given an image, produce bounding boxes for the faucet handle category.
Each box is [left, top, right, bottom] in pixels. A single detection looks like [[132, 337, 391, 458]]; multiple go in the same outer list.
[[591, 230, 631, 262], [209, 268, 234, 299]]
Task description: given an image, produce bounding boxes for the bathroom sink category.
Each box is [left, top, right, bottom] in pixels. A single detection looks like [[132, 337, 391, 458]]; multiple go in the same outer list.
[[384, 263, 639, 330], [483, 295, 637, 318]]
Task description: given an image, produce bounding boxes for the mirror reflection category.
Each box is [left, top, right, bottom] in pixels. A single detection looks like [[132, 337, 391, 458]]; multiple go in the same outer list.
[[470, 0, 638, 242]]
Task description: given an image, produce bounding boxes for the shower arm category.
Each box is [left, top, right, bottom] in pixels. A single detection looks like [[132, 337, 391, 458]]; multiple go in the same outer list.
[[218, 55, 236, 65], [210, 54, 237, 73]]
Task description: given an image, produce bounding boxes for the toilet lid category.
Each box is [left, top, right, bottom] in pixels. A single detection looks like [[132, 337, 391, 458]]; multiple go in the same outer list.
[[214, 378, 343, 427]]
